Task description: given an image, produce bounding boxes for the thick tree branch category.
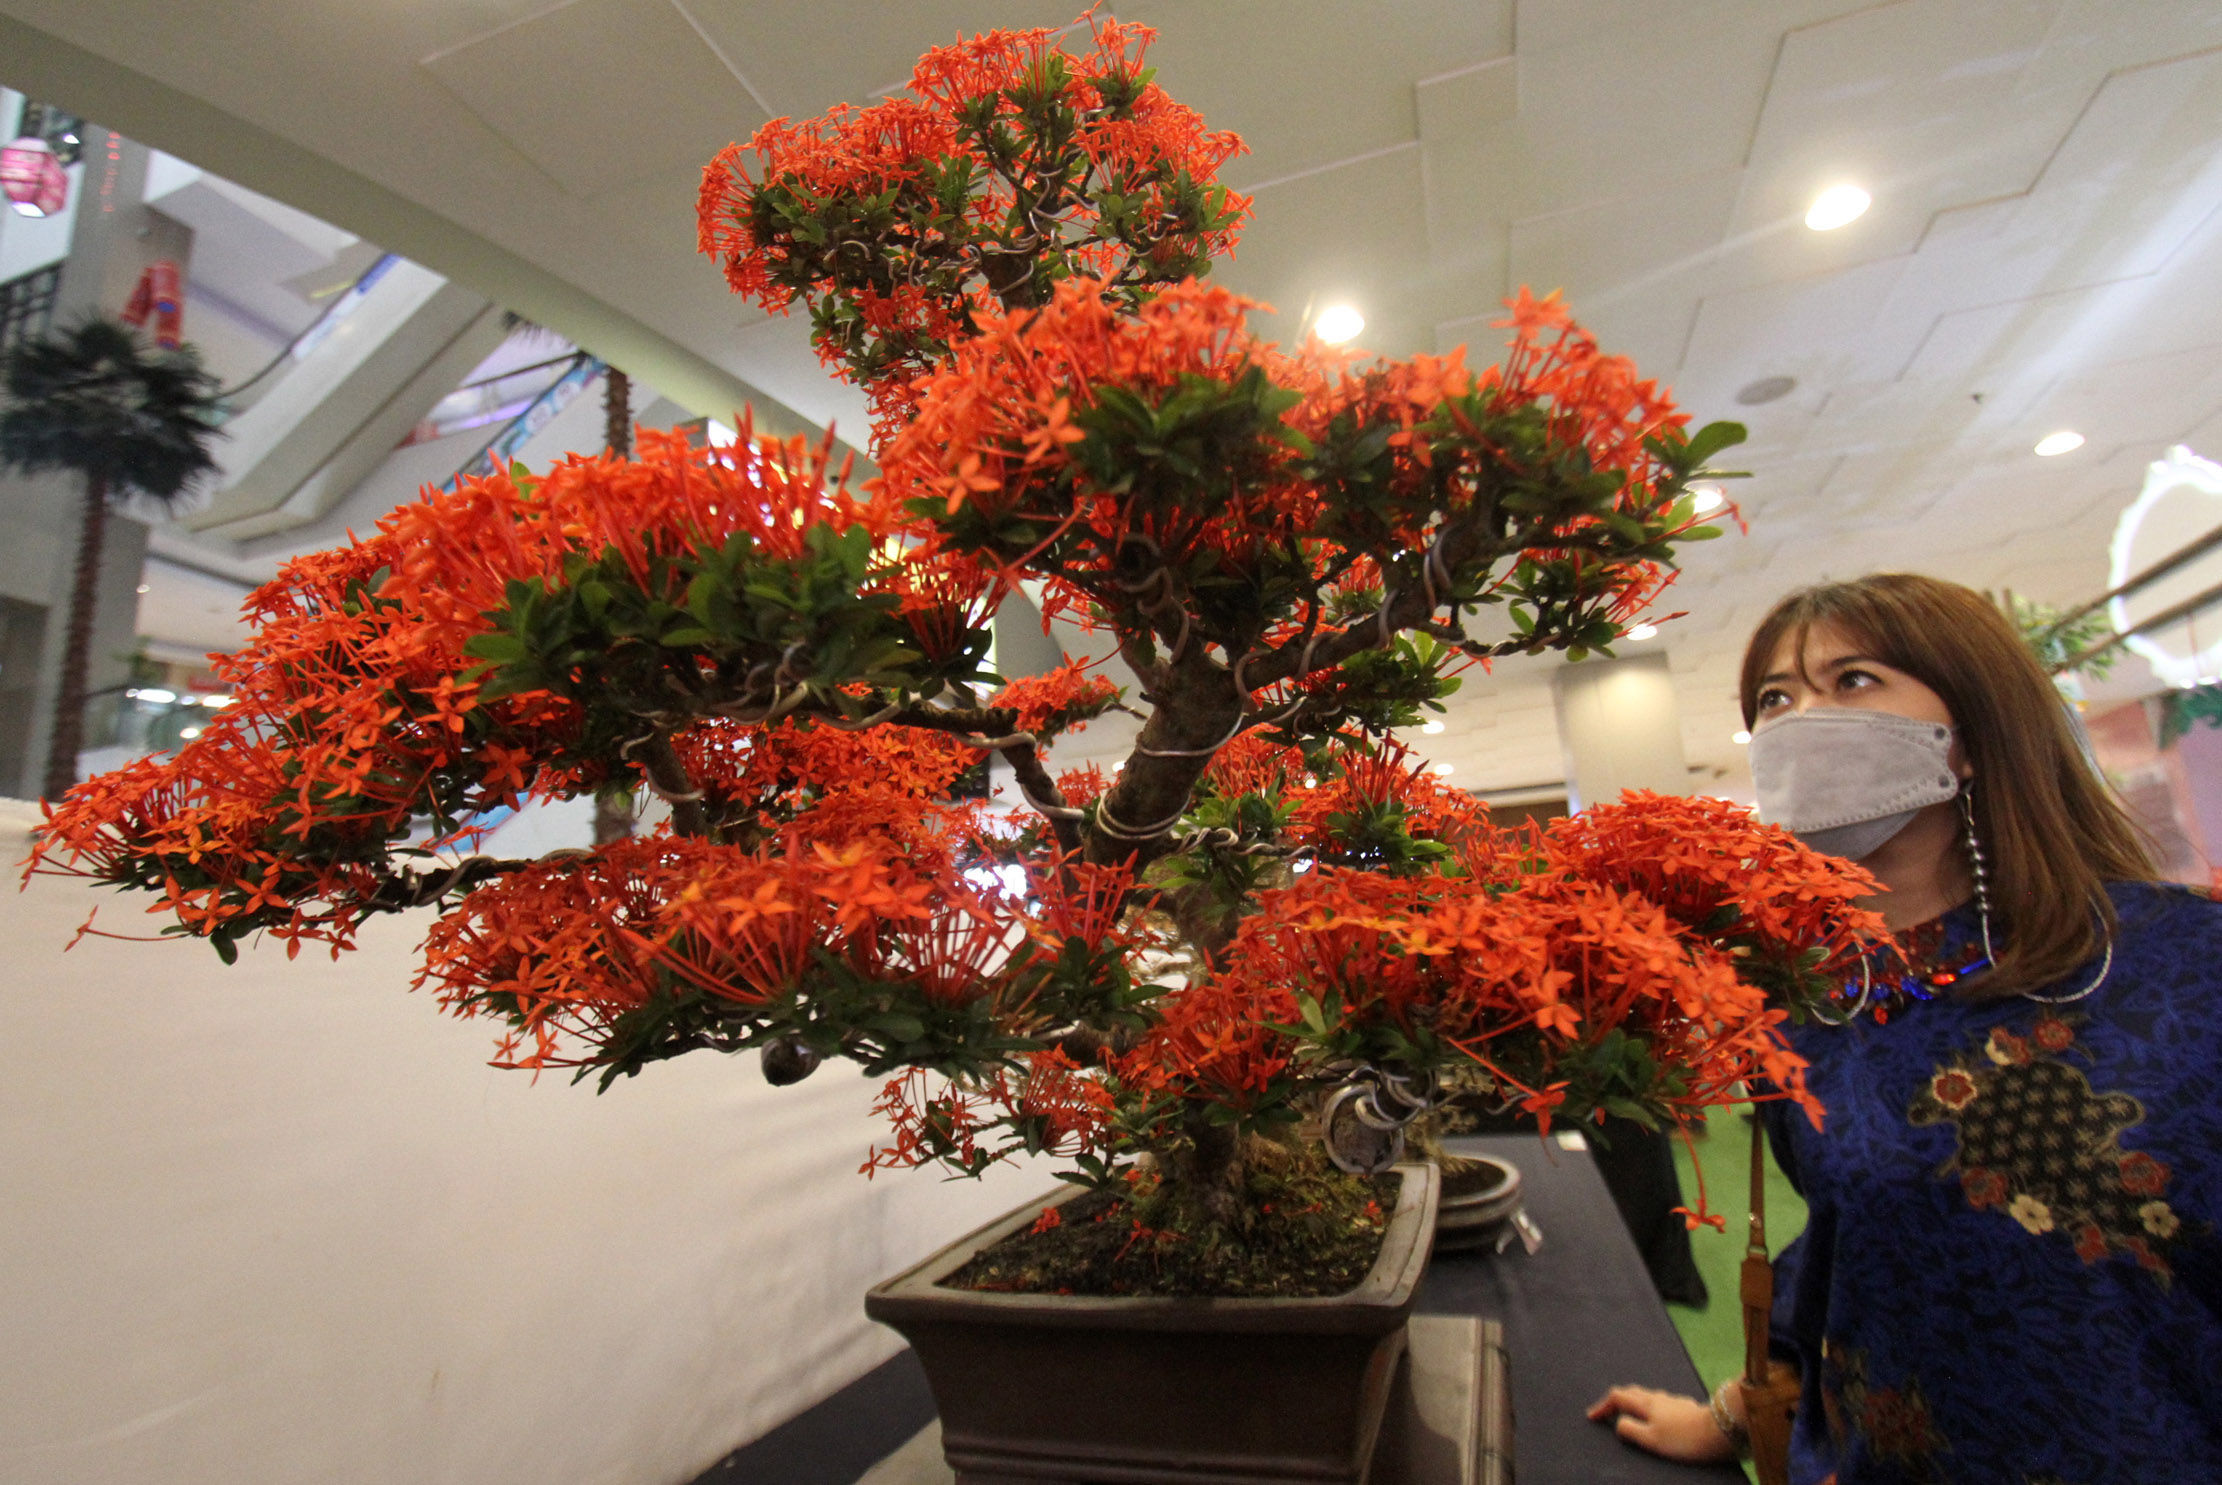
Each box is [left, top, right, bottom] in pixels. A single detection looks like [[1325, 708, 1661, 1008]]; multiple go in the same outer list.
[[636, 734, 712, 838], [1000, 739, 1085, 855]]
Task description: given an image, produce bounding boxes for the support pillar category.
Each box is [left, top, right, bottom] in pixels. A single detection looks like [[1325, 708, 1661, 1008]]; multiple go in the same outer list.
[[1550, 652, 1690, 814]]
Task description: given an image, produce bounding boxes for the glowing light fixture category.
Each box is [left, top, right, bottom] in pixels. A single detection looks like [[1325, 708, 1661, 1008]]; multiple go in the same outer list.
[[1430, 761, 1455, 776], [2034, 430, 2085, 457], [179, 727, 202, 740], [1625, 623, 1659, 641], [136, 688, 177, 706], [2107, 444, 2222, 689], [1689, 483, 1726, 516], [1312, 304, 1364, 345], [1804, 184, 1871, 231], [1422, 719, 1445, 735], [1732, 729, 1752, 746]]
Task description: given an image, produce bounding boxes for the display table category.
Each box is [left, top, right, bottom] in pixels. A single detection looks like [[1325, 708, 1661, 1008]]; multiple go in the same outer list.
[[694, 1132, 1742, 1484]]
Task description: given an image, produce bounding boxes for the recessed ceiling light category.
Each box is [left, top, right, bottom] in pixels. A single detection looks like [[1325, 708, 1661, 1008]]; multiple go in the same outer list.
[[1732, 729, 1752, 745], [1313, 304, 1364, 345], [1625, 623, 1659, 641], [1804, 184, 1871, 231], [1422, 720, 1445, 734], [179, 727, 202, 740], [1430, 761, 1455, 776], [2034, 430, 2085, 457], [135, 583, 150, 594], [1735, 375, 1797, 406], [1689, 483, 1726, 515]]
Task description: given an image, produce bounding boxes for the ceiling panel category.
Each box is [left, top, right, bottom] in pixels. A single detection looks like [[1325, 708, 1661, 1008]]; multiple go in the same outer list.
[[1417, 59, 1518, 343], [1682, 255, 1919, 411], [1506, 7, 1782, 222], [1719, 0, 2079, 293], [1214, 142, 1434, 356], [422, 0, 771, 199], [1139, 1, 1513, 190], [1506, 167, 1740, 374]]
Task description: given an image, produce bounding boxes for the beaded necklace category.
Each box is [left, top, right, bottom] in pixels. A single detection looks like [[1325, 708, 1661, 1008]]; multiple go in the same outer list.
[[1817, 917, 1991, 1025]]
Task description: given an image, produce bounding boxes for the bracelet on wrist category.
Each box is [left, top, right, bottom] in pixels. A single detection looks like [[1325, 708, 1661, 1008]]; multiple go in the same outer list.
[[1709, 1378, 1753, 1458]]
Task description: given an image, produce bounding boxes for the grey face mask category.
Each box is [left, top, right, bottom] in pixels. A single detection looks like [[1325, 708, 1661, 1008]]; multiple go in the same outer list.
[[1749, 709, 1961, 861]]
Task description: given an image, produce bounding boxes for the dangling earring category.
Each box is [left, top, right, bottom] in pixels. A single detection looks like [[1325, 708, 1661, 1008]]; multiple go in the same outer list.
[[1959, 786, 1997, 967], [1809, 954, 1874, 1027], [1960, 783, 2114, 1004]]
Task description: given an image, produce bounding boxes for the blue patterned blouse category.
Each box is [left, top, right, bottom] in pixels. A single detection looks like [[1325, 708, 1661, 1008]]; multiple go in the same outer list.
[[1760, 881, 2222, 1485]]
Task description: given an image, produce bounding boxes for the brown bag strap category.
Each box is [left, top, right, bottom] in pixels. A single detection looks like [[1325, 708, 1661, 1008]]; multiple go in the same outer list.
[[1742, 1108, 1773, 1384], [1738, 1110, 1800, 1485]]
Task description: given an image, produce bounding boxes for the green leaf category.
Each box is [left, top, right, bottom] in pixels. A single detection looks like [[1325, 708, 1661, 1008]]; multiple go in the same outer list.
[[1682, 420, 1747, 469], [462, 631, 529, 662]]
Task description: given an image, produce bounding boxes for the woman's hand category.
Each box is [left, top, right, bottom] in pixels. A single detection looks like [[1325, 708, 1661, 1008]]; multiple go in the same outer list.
[[1586, 1384, 1740, 1463]]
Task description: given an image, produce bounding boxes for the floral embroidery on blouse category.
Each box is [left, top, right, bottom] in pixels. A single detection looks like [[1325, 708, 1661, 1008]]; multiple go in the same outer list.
[[1906, 1011, 2179, 1282]]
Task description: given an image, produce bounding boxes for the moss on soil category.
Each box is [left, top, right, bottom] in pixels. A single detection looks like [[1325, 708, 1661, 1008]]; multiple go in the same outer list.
[[944, 1143, 1398, 1299]]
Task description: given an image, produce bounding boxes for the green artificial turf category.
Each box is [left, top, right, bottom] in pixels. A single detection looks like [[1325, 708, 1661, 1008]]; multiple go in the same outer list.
[[1665, 1102, 1809, 1483]]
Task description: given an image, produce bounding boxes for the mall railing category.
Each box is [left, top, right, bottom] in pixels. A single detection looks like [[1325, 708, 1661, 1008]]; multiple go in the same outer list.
[[441, 352, 602, 491], [214, 252, 399, 416]]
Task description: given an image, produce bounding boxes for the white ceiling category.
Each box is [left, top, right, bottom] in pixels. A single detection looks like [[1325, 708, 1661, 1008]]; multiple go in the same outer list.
[[8, 0, 2222, 795]]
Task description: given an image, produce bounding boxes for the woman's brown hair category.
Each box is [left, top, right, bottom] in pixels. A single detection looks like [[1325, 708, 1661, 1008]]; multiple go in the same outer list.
[[1739, 573, 2157, 997]]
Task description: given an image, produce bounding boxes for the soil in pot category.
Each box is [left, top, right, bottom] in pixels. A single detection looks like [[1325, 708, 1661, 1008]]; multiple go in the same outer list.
[[946, 1146, 1398, 1299]]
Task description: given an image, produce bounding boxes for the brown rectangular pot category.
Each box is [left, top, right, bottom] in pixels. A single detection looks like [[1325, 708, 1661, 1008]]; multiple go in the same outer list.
[[865, 1161, 1441, 1484]]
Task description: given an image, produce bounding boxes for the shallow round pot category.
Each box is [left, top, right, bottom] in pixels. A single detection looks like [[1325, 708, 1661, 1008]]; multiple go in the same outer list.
[[865, 1161, 1442, 1484], [1431, 1156, 1523, 1255]]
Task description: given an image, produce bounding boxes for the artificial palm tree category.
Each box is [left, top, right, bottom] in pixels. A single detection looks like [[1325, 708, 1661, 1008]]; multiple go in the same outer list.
[[0, 317, 223, 800]]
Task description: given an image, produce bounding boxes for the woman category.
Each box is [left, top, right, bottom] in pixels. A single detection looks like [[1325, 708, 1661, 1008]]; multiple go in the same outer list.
[[1589, 574, 2222, 1483]]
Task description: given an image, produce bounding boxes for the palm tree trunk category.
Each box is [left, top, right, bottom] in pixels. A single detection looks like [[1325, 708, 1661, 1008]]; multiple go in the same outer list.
[[43, 472, 109, 801], [593, 367, 637, 845]]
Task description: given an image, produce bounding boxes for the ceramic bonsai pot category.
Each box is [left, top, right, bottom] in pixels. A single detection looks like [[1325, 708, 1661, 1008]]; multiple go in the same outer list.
[[1431, 1157, 1524, 1255], [865, 1161, 1442, 1485]]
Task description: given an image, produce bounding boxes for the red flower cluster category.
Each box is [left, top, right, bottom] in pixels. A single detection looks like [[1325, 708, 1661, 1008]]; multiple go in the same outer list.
[[698, 15, 1249, 444], [379, 424, 917, 625], [876, 276, 1301, 616], [29, 532, 570, 955], [1288, 740, 1486, 852]]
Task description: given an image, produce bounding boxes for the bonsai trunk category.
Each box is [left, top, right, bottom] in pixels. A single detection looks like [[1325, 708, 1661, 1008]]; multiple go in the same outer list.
[[42, 473, 109, 802], [1165, 1100, 1246, 1229]]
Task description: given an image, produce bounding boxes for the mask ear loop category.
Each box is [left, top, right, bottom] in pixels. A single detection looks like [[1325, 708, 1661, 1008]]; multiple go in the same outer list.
[[1961, 782, 2114, 1005]]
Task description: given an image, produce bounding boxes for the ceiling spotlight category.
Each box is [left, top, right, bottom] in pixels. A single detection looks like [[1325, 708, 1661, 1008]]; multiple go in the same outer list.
[[1422, 719, 1445, 734], [1313, 304, 1365, 345], [1430, 762, 1455, 776], [1804, 184, 1871, 231], [1735, 375, 1797, 406], [1732, 729, 1752, 746], [1689, 484, 1727, 516], [179, 727, 202, 740], [2034, 430, 2085, 457], [1625, 623, 1659, 641], [137, 688, 177, 706]]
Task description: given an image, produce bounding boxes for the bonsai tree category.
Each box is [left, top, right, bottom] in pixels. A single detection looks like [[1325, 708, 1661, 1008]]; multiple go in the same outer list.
[[30, 18, 1880, 1286], [0, 317, 224, 801]]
